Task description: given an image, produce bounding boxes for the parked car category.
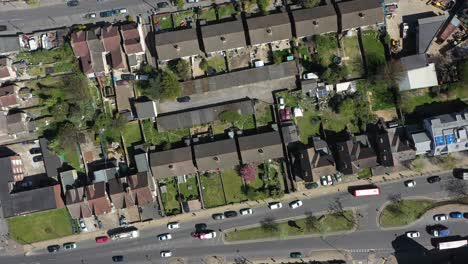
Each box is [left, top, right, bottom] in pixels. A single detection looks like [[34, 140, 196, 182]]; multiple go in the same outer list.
[[67, 0, 79, 7], [405, 180, 416, 188], [167, 222, 180, 230], [427, 176, 441, 183], [157, 2, 169, 8], [176, 96, 191, 103], [63, 242, 77, 250], [161, 250, 172, 258], [289, 200, 303, 209], [135, 74, 149, 81], [278, 97, 285, 109], [334, 173, 342, 184], [321, 175, 329, 186], [95, 236, 109, 243], [305, 182, 319, 189], [121, 74, 135, 80], [79, 219, 88, 232], [239, 208, 253, 215], [112, 255, 124, 262], [100, 10, 115, 17], [303, 72, 319, 80], [464, 212, 468, 219], [33, 155, 43, 162], [290, 252, 304, 258], [85, 13, 96, 19], [29, 147, 41, 154], [0, 25, 7, 32], [212, 213, 225, 220], [118, 8, 127, 14], [47, 245, 60, 253], [430, 227, 450, 237], [433, 214, 448, 221], [186, 0, 200, 2], [115, 80, 129, 86], [20, 181, 32, 188], [268, 202, 283, 210], [224, 211, 238, 218], [158, 233, 172, 241], [254, 60, 264, 68], [406, 231, 420, 238], [449, 212, 462, 219]]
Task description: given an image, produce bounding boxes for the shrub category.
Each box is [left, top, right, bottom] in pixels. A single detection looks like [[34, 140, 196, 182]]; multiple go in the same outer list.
[[219, 110, 241, 123], [240, 165, 257, 183]]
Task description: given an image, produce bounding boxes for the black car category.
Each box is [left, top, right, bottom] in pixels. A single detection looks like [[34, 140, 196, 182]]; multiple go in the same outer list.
[[67, 0, 79, 7], [112, 255, 124, 262], [47, 245, 60, 253], [427, 176, 441, 183], [224, 211, 238, 218], [33, 155, 43, 162], [0, 25, 7, 32], [195, 223, 207, 231], [176, 96, 191, 103], [121, 74, 135, 81], [29, 147, 41, 154], [157, 2, 169, 8]]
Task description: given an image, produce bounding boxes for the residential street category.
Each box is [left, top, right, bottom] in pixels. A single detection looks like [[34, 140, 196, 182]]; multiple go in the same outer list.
[[0, 171, 465, 263], [0, 0, 226, 35]]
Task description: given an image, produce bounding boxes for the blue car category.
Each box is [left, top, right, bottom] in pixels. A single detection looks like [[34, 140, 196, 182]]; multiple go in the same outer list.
[[449, 212, 462, 219]]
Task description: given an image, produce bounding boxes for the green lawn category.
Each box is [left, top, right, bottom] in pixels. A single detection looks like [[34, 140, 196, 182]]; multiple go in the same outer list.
[[361, 30, 386, 74], [54, 60, 79, 73], [342, 36, 364, 78], [295, 110, 321, 144], [160, 178, 182, 215], [142, 120, 190, 146], [357, 168, 372, 179], [200, 173, 226, 208], [172, 10, 195, 28], [400, 90, 441, 113], [17, 43, 75, 64], [234, 115, 256, 130], [222, 169, 247, 204], [357, 80, 395, 111], [217, 3, 237, 19], [153, 14, 173, 31], [63, 145, 82, 172], [199, 7, 217, 21], [122, 122, 142, 147], [178, 176, 199, 201], [314, 33, 339, 67], [256, 104, 274, 126], [380, 200, 434, 227], [225, 211, 354, 241], [8, 209, 73, 244], [206, 56, 227, 74]]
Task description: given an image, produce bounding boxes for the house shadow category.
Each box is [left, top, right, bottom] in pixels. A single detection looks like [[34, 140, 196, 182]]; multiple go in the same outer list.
[[404, 99, 467, 125]]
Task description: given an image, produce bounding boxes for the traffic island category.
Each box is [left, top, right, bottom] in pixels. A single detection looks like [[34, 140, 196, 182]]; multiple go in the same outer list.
[[224, 211, 355, 242]]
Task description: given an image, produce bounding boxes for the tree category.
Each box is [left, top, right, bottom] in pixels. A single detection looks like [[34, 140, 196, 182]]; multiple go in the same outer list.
[[260, 217, 279, 233], [199, 59, 209, 73], [48, 122, 79, 154], [256, 0, 271, 14], [328, 197, 356, 227], [93, 112, 127, 143], [175, 0, 184, 9], [300, 0, 320, 8], [219, 110, 241, 123], [444, 178, 468, 198], [169, 59, 191, 81], [321, 65, 348, 84], [50, 99, 69, 122], [378, 60, 404, 87], [304, 212, 319, 232], [240, 164, 257, 183], [160, 71, 182, 100]]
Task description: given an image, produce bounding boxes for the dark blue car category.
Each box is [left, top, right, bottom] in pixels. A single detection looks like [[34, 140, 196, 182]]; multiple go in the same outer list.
[[449, 212, 462, 219], [112, 255, 124, 262]]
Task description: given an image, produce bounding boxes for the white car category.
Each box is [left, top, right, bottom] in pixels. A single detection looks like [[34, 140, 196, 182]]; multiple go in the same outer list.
[[327, 175, 333, 185], [63, 242, 77, 250], [158, 233, 172, 240], [161, 250, 172, 258], [199, 231, 216, 240], [406, 231, 420, 238], [433, 214, 448, 222], [186, 0, 200, 2], [86, 13, 96, 19], [239, 208, 253, 215], [303, 72, 319, 80], [405, 180, 416, 188], [289, 200, 303, 209], [135, 74, 149, 81], [119, 8, 127, 14], [167, 222, 180, 230], [79, 219, 88, 232], [320, 176, 329, 186], [269, 202, 283, 210], [278, 97, 285, 110]]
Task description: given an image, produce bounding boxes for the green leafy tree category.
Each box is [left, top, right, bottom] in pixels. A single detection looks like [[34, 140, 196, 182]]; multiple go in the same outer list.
[[175, 0, 184, 9], [300, 0, 320, 8], [321, 65, 348, 84], [257, 0, 270, 14], [161, 71, 182, 100], [48, 122, 78, 154], [170, 59, 190, 81], [260, 217, 279, 233]]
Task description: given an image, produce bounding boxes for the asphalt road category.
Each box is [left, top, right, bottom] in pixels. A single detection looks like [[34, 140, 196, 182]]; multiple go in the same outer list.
[[0, 172, 466, 264]]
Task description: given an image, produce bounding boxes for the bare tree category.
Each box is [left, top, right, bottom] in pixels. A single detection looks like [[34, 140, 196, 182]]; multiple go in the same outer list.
[[328, 197, 357, 227], [304, 212, 320, 232], [260, 217, 279, 233], [444, 178, 468, 198], [388, 193, 402, 204]]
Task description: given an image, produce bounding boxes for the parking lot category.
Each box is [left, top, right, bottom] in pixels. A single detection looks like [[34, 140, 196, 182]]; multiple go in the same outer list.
[[6, 140, 46, 177]]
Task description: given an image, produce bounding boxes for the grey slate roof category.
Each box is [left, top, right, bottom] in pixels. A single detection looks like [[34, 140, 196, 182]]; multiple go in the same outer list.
[[149, 146, 197, 180], [157, 100, 254, 130], [202, 19, 247, 53], [181, 61, 298, 96], [59, 170, 78, 194], [135, 152, 149, 173], [400, 54, 427, 71], [238, 131, 284, 164], [93, 167, 118, 183], [0, 36, 20, 55], [2, 185, 63, 218], [135, 101, 158, 119], [247, 12, 292, 45], [338, 0, 384, 30], [86, 29, 106, 73], [39, 138, 62, 179], [417, 14, 448, 54], [292, 5, 338, 38], [194, 138, 240, 171], [156, 28, 202, 61]]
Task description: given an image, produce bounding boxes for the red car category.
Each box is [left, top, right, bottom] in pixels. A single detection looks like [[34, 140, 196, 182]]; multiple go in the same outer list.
[[95, 236, 109, 243]]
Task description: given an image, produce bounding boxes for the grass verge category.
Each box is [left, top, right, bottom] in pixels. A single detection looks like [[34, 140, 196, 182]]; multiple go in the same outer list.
[[379, 200, 435, 228], [225, 211, 354, 241], [8, 209, 73, 244]]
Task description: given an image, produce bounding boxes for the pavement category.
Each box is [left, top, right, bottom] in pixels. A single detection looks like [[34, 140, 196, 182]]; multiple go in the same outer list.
[[0, 170, 464, 264], [0, 0, 229, 35]]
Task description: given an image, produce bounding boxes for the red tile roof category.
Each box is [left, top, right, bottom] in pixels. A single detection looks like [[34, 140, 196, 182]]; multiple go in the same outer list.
[[85, 182, 111, 216], [71, 31, 89, 57], [0, 67, 10, 78], [128, 173, 153, 206], [121, 23, 140, 40], [124, 39, 143, 54], [0, 94, 18, 108], [102, 26, 121, 52]]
